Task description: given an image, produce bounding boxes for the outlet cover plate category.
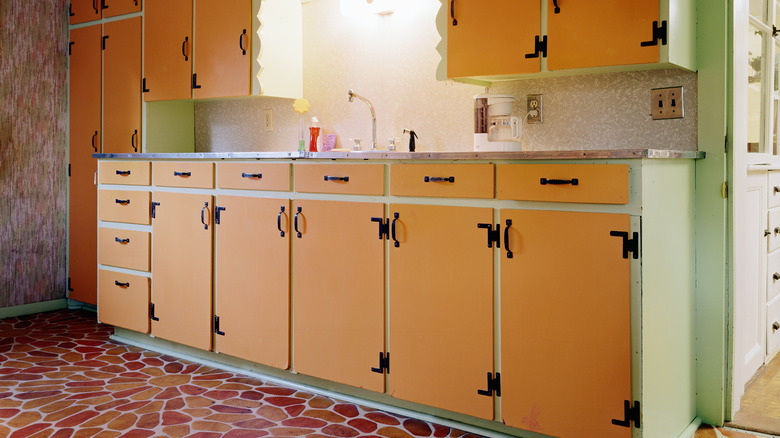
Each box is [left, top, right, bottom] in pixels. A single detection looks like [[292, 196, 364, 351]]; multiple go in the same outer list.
[[527, 94, 543, 124], [651, 86, 683, 120], [263, 109, 274, 131]]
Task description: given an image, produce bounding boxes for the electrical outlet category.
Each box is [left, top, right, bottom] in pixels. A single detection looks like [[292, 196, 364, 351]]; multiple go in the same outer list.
[[263, 109, 274, 131], [527, 94, 543, 124], [651, 86, 684, 120]]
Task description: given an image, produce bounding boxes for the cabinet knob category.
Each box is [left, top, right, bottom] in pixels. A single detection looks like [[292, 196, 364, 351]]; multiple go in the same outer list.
[[773, 322, 780, 332]]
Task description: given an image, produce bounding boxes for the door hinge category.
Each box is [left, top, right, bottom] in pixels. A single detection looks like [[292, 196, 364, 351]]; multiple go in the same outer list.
[[477, 372, 501, 397], [150, 303, 159, 321], [525, 35, 547, 59], [641, 20, 667, 46], [68, 41, 74, 56], [102, 35, 108, 50], [68, 277, 74, 292], [214, 315, 225, 336], [151, 201, 160, 219], [612, 400, 640, 428], [142, 78, 150, 93], [370, 352, 390, 374], [725, 134, 729, 154], [477, 223, 501, 249], [721, 181, 728, 199], [609, 231, 639, 259], [192, 73, 202, 90], [69, 3, 74, 16], [68, 164, 71, 177], [215, 206, 226, 225], [371, 217, 390, 240]]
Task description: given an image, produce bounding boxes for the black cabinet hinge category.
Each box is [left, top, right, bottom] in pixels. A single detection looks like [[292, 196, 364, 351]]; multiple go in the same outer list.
[[192, 73, 202, 90], [151, 201, 160, 219], [68, 277, 74, 292], [102, 35, 109, 50], [68, 164, 71, 177], [215, 206, 226, 225], [525, 35, 547, 59], [150, 303, 159, 321], [142, 78, 150, 93], [69, 3, 74, 16], [68, 41, 74, 56], [612, 400, 640, 428], [641, 20, 667, 47], [370, 352, 390, 374], [609, 231, 639, 259], [371, 217, 390, 240], [774, 25, 779, 37], [477, 223, 500, 249], [477, 372, 501, 397], [214, 315, 225, 336]]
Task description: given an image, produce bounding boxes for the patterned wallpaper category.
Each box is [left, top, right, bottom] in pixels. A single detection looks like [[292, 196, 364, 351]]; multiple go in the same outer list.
[[195, 0, 697, 153], [0, 0, 69, 306]]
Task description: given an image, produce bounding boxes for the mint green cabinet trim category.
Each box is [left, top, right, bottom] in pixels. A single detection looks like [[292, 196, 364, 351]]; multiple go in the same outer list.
[[0, 299, 68, 320]]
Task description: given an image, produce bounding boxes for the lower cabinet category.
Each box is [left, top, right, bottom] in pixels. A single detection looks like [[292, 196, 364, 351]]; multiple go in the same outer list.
[[69, 159, 98, 304], [151, 191, 214, 351], [500, 209, 633, 437], [292, 199, 385, 392], [388, 203, 494, 420], [213, 195, 291, 369]]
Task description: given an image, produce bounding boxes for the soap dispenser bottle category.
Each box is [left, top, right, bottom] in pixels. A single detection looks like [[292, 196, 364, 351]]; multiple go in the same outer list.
[[309, 117, 321, 152]]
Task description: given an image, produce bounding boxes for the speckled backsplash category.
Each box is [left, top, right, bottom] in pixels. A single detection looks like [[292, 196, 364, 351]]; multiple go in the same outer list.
[[0, 0, 68, 305], [194, 0, 697, 153]]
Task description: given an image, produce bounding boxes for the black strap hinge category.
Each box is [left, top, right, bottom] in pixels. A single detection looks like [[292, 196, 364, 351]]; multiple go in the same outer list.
[[102, 35, 108, 50], [612, 400, 640, 428], [150, 303, 159, 321], [68, 164, 71, 177], [477, 372, 501, 397], [477, 223, 500, 249], [371, 217, 390, 240], [371, 352, 390, 374], [609, 231, 639, 259], [524, 35, 547, 59], [214, 315, 225, 336], [142, 78, 150, 93], [640, 20, 667, 47], [215, 206, 226, 225], [68, 41, 74, 56], [192, 73, 202, 90]]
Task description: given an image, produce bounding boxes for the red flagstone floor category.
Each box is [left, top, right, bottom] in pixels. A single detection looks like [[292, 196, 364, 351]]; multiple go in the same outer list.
[[0, 309, 774, 438]]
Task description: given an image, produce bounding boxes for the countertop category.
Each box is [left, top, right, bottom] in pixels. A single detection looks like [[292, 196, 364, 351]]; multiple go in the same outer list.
[[93, 149, 705, 160]]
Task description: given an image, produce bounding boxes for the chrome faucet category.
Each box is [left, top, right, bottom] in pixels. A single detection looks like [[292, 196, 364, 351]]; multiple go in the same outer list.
[[347, 89, 376, 150]]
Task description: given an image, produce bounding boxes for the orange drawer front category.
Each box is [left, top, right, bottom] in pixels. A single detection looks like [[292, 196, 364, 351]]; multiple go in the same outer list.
[[390, 164, 495, 199], [99, 161, 151, 186], [98, 190, 151, 224], [153, 162, 214, 188], [295, 163, 384, 195], [496, 164, 629, 204], [98, 269, 150, 334], [217, 162, 291, 191], [98, 228, 150, 272]]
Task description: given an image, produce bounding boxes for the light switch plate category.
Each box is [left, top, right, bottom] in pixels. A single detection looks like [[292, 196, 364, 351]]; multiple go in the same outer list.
[[651, 86, 684, 120]]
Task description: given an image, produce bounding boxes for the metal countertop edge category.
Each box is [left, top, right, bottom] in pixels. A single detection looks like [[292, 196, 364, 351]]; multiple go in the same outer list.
[[92, 149, 705, 160]]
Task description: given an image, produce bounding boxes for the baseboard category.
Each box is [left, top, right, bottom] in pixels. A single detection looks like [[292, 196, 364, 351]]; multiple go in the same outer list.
[[679, 417, 703, 438], [0, 298, 68, 320]]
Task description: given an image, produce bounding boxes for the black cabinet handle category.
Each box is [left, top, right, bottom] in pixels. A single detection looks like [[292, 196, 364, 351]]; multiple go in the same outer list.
[[182, 36, 189, 61], [450, 0, 457, 25], [114, 281, 129, 287], [540, 177, 578, 186], [391, 212, 400, 247], [504, 219, 513, 258], [174, 171, 191, 177], [773, 272, 780, 281], [200, 202, 209, 230], [215, 206, 225, 225], [93, 0, 100, 13], [424, 176, 454, 183], [239, 29, 247, 55], [116, 170, 131, 176], [553, 0, 560, 13], [91, 131, 98, 152], [115, 199, 130, 205], [324, 175, 349, 182], [242, 172, 262, 179], [277, 206, 286, 237], [294, 206, 302, 238], [115, 237, 130, 244], [131, 129, 138, 152]]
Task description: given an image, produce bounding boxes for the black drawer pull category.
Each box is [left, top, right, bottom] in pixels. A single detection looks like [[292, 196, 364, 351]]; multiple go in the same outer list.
[[242, 172, 262, 179], [174, 171, 191, 177], [182, 36, 189, 61], [424, 176, 454, 183], [324, 175, 349, 182], [115, 199, 130, 205], [540, 178, 578, 186], [239, 29, 247, 55], [131, 129, 138, 152], [114, 281, 129, 288], [115, 237, 130, 244], [115, 170, 131, 176]]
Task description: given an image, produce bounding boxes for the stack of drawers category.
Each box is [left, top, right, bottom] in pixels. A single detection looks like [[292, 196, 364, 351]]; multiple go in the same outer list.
[[767, 172, 780, 357]]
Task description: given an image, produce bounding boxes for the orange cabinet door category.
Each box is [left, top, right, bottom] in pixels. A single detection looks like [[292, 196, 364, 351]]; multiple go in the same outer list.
[[388, 204, 494, 419], [103, 17, 142, 153], [214, 196, 290, 369], [98, 269, 150, 334], [292, 200, 385, 392], [69, 159, 98, 305], [69, 24, 102, 156], [102, 0, 142, 18], [193, 0, 250, 99], [151, 192, 213, 351], [547, 0, 659, 70], [447, 0, 540, 78], [70, 0, 101, 25], [500, 209, 632, 437], [144, 0, 193, 101]]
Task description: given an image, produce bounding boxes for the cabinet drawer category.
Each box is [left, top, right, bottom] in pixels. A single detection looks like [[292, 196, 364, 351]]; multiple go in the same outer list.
[[770, 171, 780, 208], [98, 228, 150, 272], [389, 164, 494, 199], [496, 164, 629, 204], [153, 162, 214, 188], [99, 161, 151, 185], [767, 295, 780, 357], [98, 190, 151, 225], [217, 162, 291, 191], [98, 269, 150, 334], [295, 163, 384, 195], [770, 208, 780, 253]]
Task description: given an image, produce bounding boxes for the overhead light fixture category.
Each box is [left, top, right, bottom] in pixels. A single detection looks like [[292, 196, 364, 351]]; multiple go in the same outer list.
[[341, 0, 394, 16]]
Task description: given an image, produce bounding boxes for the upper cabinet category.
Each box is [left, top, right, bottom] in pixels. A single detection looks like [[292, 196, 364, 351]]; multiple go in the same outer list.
[[103, 17, 142, 153], [443, 0, 696, 82], [70, 0, 142, 24], [143, 0, 193, 101], [102, 0, 143, 18]]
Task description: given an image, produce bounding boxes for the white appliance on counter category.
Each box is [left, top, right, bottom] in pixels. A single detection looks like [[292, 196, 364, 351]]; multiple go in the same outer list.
[[473, 94, 523, 152]]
